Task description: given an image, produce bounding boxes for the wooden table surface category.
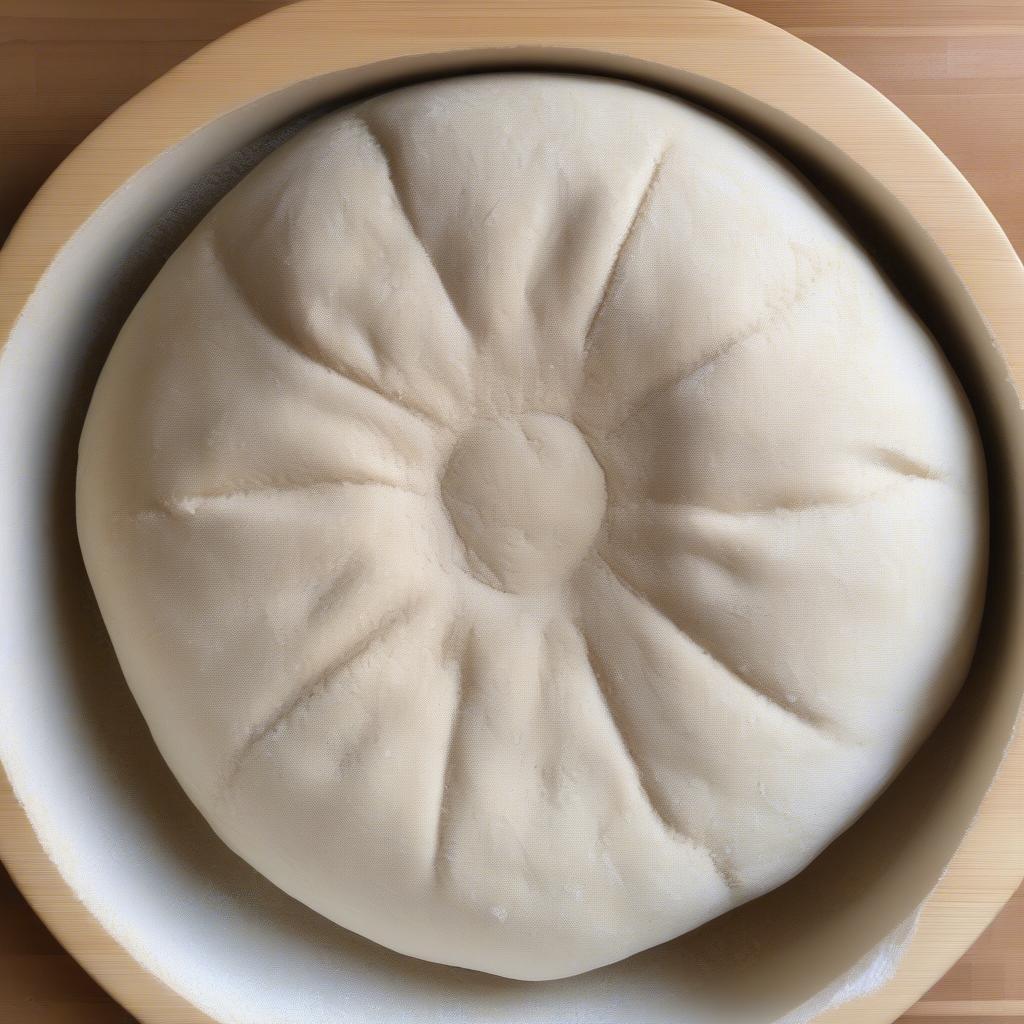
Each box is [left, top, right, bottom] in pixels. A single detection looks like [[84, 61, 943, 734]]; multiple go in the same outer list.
[[0, 1, 1021, 1021]]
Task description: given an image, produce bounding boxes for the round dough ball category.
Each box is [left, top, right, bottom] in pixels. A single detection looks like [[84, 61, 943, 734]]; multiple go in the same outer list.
[[77, 73, 987, 981]]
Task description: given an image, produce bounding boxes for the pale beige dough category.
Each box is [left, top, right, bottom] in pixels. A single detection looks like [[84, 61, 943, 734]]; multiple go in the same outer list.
[[76, 72, 987, 980]]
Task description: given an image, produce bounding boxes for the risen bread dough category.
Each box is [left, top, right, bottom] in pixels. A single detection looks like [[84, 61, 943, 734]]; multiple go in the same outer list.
[[77, 73, 987, 980]]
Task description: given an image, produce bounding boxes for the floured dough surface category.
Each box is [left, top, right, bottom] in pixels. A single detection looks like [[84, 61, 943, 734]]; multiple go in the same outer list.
[[77, 73, 987, 980]]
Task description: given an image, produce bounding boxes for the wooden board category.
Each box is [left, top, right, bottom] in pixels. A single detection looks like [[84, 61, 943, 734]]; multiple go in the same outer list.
[[0, 2, 1022, 1023]]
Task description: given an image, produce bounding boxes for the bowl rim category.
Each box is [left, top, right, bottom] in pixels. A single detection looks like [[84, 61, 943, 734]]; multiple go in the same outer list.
[[1, 2, 1023, 1022]]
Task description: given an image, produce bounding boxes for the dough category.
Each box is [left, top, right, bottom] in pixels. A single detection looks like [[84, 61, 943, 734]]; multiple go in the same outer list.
[[76, 73, 987, 980]]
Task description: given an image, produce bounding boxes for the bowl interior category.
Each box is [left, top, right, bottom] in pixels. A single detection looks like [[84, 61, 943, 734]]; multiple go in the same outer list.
[[0, 51, 1021, 1024]]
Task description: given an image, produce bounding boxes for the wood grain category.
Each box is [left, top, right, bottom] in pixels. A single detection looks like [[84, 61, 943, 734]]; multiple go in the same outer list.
[[0, 2, 1021, 1023]]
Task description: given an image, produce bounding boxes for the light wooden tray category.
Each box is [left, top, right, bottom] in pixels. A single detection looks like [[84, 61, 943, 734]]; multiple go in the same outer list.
[[1, 2, 1022, 1022]]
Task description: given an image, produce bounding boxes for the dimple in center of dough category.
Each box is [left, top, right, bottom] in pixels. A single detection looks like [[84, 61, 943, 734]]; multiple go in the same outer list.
[[440, 413, 607, 594]]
